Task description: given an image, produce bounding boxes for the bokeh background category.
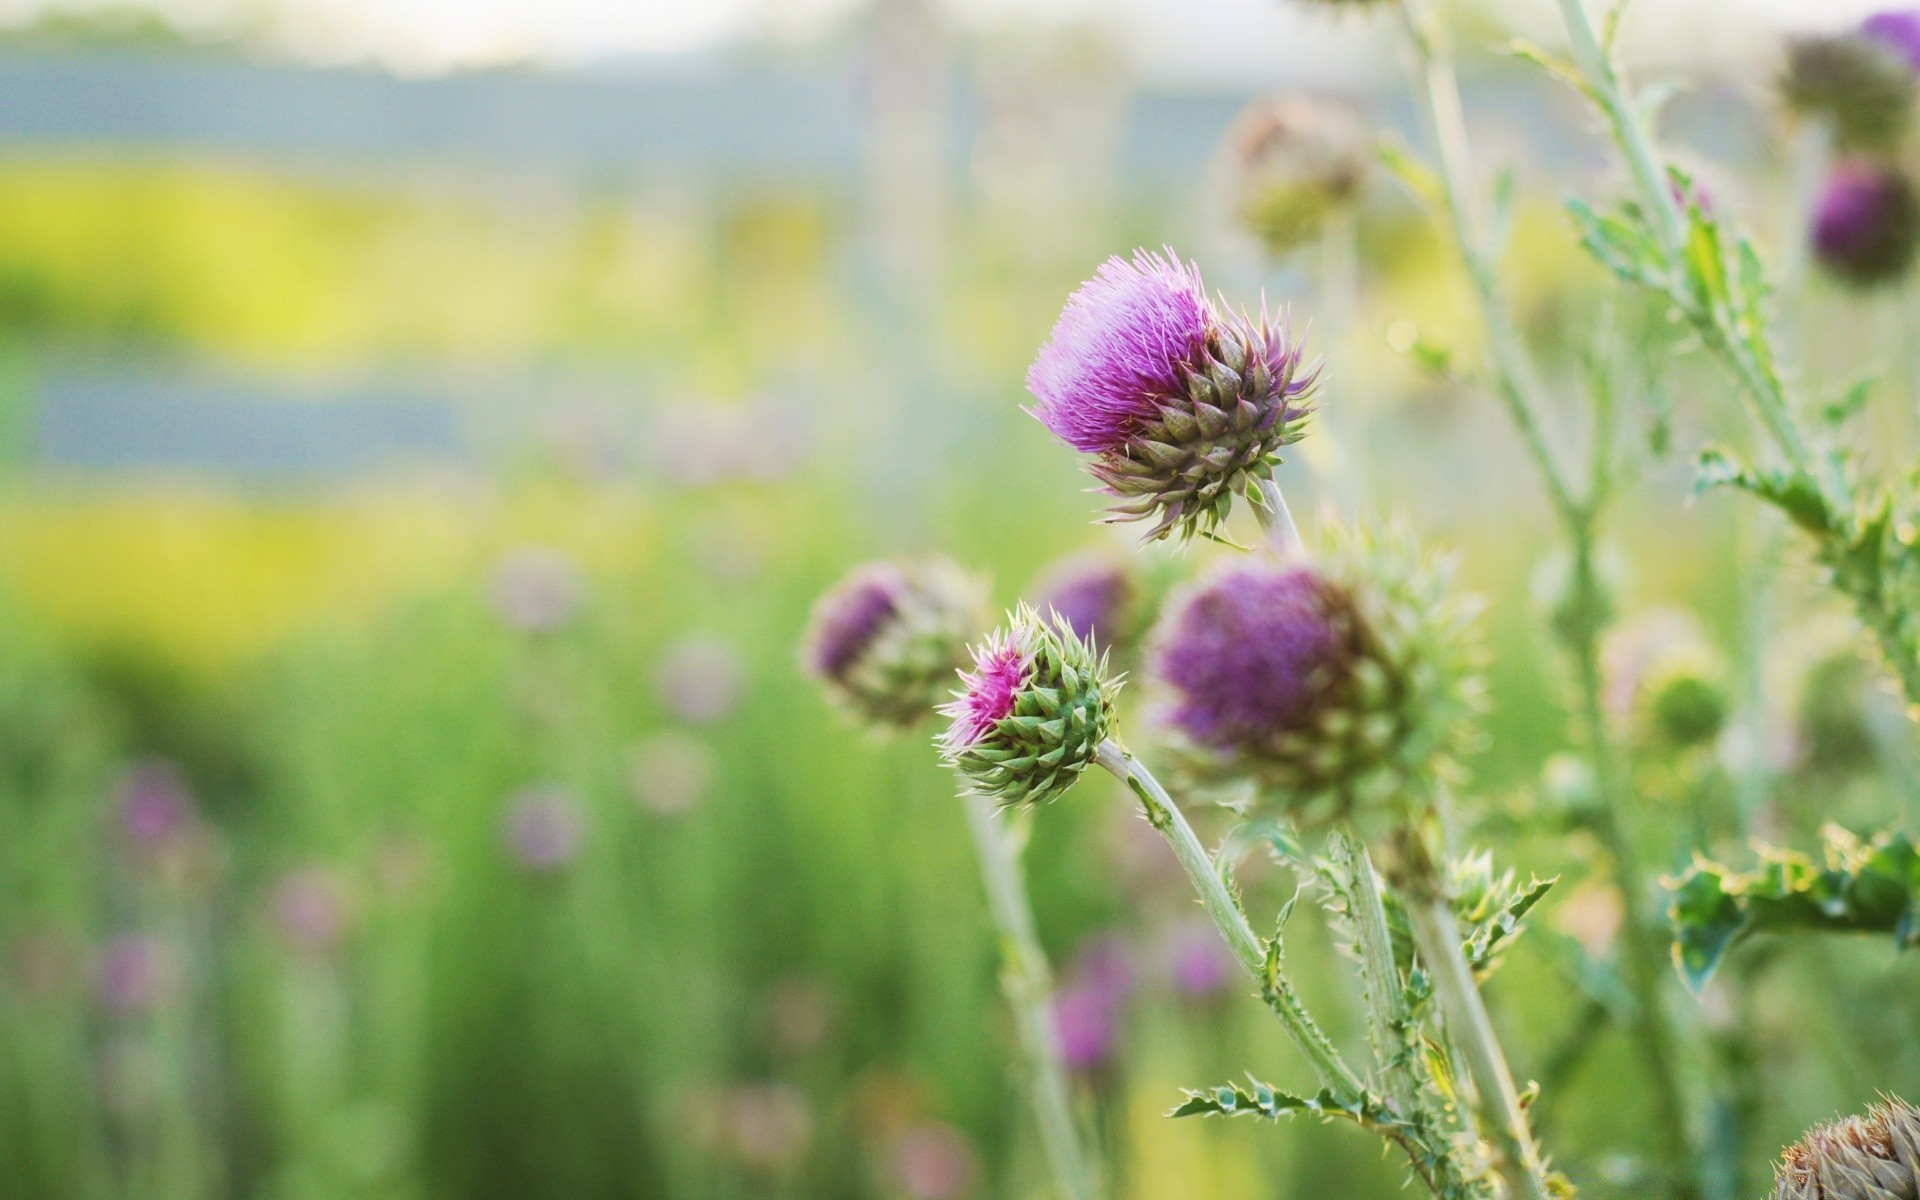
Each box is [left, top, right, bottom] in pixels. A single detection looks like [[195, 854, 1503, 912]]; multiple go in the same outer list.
[[0, 1, 1917, 1198]]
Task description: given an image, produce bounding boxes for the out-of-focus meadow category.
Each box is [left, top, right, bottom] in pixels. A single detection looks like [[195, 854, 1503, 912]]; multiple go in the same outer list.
[[0, 5, 1916, 1199]]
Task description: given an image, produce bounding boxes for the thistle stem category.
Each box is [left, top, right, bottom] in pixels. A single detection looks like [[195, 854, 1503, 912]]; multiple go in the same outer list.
[[1404, 886, 1552, 1200], [959, 790, 1103, 1200], [1330, 826, 1423, 1119], [1091, 739, 1365, 1099]]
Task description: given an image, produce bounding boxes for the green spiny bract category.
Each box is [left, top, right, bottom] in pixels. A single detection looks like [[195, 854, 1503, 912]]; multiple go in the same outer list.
[[940, 606, 1122, 808]]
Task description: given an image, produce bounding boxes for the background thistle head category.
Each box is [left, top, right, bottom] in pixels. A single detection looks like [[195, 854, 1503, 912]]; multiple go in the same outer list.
[[1222, 94, 1369, 258], [1812, 159, 1920, 288], [939, 606, 1122, 808], [1026, 248, 1318, 543], [1146, 522, 1484, 830], [1775, 1097, 1920, 1200], [803, 558, 988, 730]]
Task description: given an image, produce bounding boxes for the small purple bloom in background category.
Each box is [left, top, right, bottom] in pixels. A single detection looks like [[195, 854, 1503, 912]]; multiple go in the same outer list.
[[503, 785, 586, 874], [1070, 932, 1136, 1006], [1027, 250, 1213, 456], [1052, 982, 1116, 1073], [116, 758, 194, 853], [656, 635, 745, 724], [1165, 920, 1235, 1000], [890, 1123, 980, 1200], [806, 564, 907, 684], [1812, 159, 1920, 287], [1030, 553, 1135, 649], [489, 545, 586, 634], [629, 730, 715, 817], [97, 934, 171, 1016], [1153, 562, 1359, 753], [724, 1081, 814, 1172], [272, 867, 352, 954], [1864, 9, 1920, 69], [938, 630, 1031, 753]]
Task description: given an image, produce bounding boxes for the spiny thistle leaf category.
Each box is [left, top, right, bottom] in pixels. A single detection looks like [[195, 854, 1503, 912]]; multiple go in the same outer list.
[[1168, 1078, 1403, 1135]]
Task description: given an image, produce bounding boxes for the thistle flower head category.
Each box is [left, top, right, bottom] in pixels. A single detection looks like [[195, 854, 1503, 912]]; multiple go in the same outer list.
[[1027, 249, 1317, 543], [1813, 160, 1920, 287], [1865, 10, 1920, 70], [1638, 648, 1730, 749], [804, 558, 987, 730], [1030, 552, 1138, 651], [1224, 95, 1368, 258], [1149, 525, 1482, 828], [939, 607, 1121, 807], [1783, 32, 1917, 152], [1775, 1098, 1920, 1200]]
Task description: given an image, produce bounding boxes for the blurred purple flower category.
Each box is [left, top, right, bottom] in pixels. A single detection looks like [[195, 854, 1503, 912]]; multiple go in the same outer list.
[[489, 545, 586, 634], [97, 934, 170, 1016], [938, 629, 1030, 754], [656, 636, 745, 724], [1031, 554, 1134, 649], [1027, 250, 1213, 456], [1052, 982, 1116, 1073], [272, 867, 351, 953], [805, 565, 906, 684], [1153, 562, 1359, 753], [629, 730, 715, 816], [503, 786, 586, 874], [1812, 159, 1920, 287], [116, 759, 194, 853], [1070, 932, 1136, 1006], [890, 1123, 979, 1200], [1864, 9, 1920, 69], [1165, 920, 1235, 999]]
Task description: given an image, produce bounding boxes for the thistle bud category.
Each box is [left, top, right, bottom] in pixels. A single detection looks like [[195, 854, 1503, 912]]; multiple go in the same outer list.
[[1223, 95, 1368, 258], [1813, 160, 1920, 288], [1638, 648, 1730, 750], [1774, 1097, 1920, 1200], [1147, 526, 1482, 827], [1026, 249, 1317, 543], [803, 559, 987, 729], [1782, 34, 1916, 152], [939, 607, 1121, 808]]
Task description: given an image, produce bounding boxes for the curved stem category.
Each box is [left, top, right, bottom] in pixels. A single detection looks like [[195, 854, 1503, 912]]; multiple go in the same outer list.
[[960, 791, 1102, 1200], [1091, 740, 1364, 1098]]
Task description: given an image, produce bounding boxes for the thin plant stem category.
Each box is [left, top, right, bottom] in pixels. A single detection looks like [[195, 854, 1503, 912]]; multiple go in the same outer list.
[[1090, 740, 1364, 1098], [1330, 826, 1424, 1119], [1403, 886, 1552, 1200], [959, 789, 1103, 1200], [1255, 477, 1303, 558]]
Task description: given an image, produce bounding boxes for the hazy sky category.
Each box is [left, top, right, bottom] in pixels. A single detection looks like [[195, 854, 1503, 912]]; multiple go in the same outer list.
[[0, 0, 1905, 76]]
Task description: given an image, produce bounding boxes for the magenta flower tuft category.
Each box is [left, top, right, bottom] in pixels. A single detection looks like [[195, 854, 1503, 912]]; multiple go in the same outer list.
[[1026, 248, 1317, 542], [1813, 159, 1920, 287], [1027, 250, 1213, 455], [940, 629, 1032, 755], [803, 558, 986, 729], [1052, 981, 1118, 1073], [1865, 9, 1920, 69], [1155, 562, 1358, 753], [1031, 553, 1136, 649], [1166, 919, 1236, 998]]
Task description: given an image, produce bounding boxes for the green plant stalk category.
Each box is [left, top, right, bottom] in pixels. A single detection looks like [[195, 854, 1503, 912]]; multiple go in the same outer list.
[[1330, 825, 1425, 1120], [1091, 739, 1362, 1097], [959, 789, 1102, 1200], [1393, 0, 1701, 1187]]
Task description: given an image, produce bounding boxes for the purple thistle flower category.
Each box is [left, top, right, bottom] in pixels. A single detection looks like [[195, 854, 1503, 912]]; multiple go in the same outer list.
[[116, 759, 193, 853], [1166, 920, 1235, 999], [1051, 981, 1117, 1073], [503, 785, 586, 874], [97, 934, 170, 1016], [1070, 932, 1136, 1008], [1027, 250, 1214, 455], [939, 629, 1032, 754], [1031, 553, 1134, 649], [1813, 159, 1920, 287], [1152, 562, 1359, 753], [804, 564, 906, 683], [1865, 9, 1920, 70]]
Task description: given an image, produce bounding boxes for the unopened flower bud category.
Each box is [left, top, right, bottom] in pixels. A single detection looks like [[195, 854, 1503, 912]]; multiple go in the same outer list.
[[1223, 95, 1368, 257], [1026, 249, 1317, 543], [1774, 1097, 1920, 1200], [939, 607, 1120, 807], [804, 559, 986, 729], [1782, 34, 1916, 152], [1148, 526, 1482, 827], [1813, 160, 1920, 288], [1639, 648, 1730, 750]]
